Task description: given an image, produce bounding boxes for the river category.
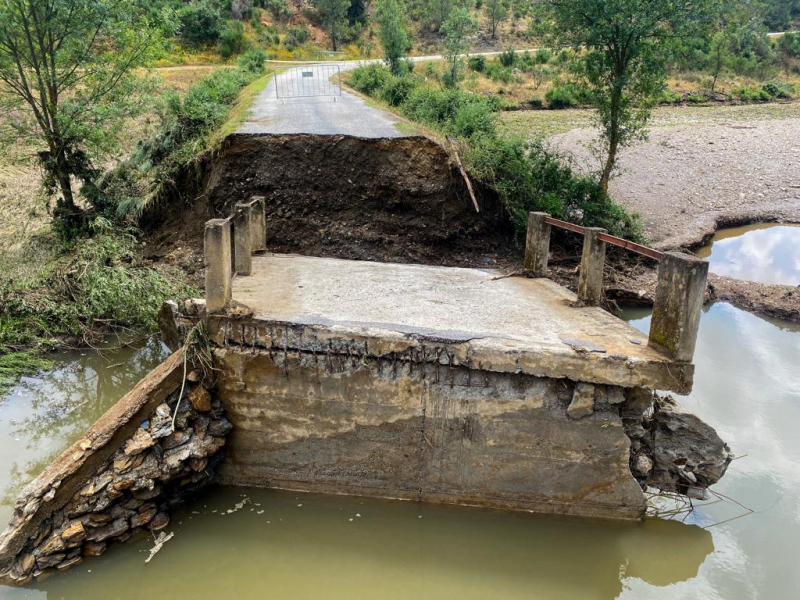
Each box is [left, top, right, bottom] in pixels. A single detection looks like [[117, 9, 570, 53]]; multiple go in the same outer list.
[[1, 279, 798, 597]]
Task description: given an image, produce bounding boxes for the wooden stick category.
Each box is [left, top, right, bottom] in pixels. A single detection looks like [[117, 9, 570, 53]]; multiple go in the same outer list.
[[446, 135, 480, 214]]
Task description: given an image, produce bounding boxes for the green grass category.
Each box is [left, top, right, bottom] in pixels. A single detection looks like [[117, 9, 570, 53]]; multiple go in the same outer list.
[[207, 70, 272, 147]]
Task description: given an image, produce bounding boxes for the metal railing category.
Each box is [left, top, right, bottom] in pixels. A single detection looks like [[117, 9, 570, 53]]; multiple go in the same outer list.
[[274, 64, 342, 100], [524, 211, 708, 362]]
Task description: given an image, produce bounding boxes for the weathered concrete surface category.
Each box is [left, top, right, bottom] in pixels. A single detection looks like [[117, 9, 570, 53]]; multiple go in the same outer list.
[[213, 347, 647, 519], [228, 254, 693, 393], [577, 228, 607, 307], [0, 353, 233, 586]]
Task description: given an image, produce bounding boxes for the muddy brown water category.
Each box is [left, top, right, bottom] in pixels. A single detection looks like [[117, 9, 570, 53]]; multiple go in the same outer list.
[[695, 223, 800, 286], [0, 304, 798, 599]]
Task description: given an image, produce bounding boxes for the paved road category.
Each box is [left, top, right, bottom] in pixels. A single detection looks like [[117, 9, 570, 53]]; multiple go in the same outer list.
[[238, 50, 537, 138]]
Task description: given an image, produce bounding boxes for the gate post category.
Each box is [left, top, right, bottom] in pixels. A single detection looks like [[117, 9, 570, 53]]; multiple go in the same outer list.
[[649, 252, 708, 362], [234, 204, 253, 276], [577, 228, 607, 306], [204, 219, 232, 313], [524, 212, 551, 277]]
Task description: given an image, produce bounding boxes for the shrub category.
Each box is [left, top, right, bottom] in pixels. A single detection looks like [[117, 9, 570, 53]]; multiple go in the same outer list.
[[485, 60, 513, 83], [263, 0, 293, 22], [219, 21, 248, 59], [498, 48, 517, 67], [534, 49, 552, 64], [350, 63, 392, 95], [659, 89, 682, 104], [468, 56, 486, 72], [284, 27, 310, 50], [238, 48, 268, 74], [449, 102, 496, 138], [380, 74, 418, 106], [178, 2, 223, 46], [762, 81, 795, 99], [686, 93, 706, 104], [732, 85, 772, 103], [545, 85, 575, 109]]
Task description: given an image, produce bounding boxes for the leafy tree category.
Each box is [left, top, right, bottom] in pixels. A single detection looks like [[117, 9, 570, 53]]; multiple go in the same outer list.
[[260, 0, 293, 23], [311, 0, 350, 50], [484, 0, 507, 39], [347, 0, 368, 25], [442, 7, 477, 86], [376, 0, 410, 74], [178, 1, 223, 46], [0, 0, 167, 232], [426, 0, 465, 31], [537, 0, 718, 192], [231, 0, 253, 20]]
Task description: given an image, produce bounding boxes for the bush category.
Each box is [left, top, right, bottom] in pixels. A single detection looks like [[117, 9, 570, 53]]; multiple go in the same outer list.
[[284, 27, 309, 50], [238, 48, 267, 74], [498, 48, 517, 67], [534, 49, 552, 64], [659, 89, 682, 104], [380, 74, 418, 106], [485, 60, 514, 83], [449, 102, 496, 138], [263, 0, 293, 22], [468, 56, 486, 72], [762, 81, 795, 99], [219, 21, 248, 59], [350, 63, 392, 96], [178, 2, 223, 46], [545, 85, 575, 109], [686, 93, 706, 104], [732, 85, 772, 103]]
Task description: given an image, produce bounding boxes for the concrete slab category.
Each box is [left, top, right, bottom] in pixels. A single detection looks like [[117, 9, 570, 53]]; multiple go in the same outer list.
[[228, 254, 693, 392]]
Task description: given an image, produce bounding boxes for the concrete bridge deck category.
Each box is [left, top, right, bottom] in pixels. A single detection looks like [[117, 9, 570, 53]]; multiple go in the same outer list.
[[228, 253, 691, 393]]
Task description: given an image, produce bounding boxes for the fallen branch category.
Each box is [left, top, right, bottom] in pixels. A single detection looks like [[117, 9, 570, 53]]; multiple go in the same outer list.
[[446, 135, 480, 214]]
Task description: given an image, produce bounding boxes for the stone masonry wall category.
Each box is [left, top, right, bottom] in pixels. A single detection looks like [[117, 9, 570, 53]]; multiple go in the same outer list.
[[0, 353, 233, 586]]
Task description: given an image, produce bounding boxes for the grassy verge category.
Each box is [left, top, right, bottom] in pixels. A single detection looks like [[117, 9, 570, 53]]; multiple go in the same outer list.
[[346, 64, 643, 241], [0, 60, 271, 392]]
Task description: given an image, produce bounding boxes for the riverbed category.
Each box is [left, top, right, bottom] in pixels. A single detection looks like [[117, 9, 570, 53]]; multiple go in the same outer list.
[[0, 306, 798, 599]]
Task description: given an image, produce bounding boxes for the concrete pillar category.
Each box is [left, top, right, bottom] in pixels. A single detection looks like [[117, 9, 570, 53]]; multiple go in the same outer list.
[[234, 204, 253, 276], [524, 212, 551, 277], [250, 196, 266, 252], [649, 252, 709, 362], [577, 227, 607, 306], [204, 219, 232, 313]]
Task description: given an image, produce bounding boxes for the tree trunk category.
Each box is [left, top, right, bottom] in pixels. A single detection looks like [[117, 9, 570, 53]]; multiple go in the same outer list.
[[600, 84, 622, 194]]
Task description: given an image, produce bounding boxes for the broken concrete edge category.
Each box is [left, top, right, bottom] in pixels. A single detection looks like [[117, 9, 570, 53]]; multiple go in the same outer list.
[[206, 315, 694, 394], [0, 351, 232, 586]]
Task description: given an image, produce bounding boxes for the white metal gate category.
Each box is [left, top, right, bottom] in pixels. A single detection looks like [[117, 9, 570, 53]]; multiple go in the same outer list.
[[275, 64, 342, 99]]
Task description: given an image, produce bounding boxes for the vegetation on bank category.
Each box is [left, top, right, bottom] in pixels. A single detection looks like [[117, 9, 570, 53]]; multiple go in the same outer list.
[[349, 63, 643, 240]]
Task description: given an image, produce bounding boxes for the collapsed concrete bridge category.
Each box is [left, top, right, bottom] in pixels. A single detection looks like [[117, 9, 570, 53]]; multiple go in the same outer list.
[[0, 199, 732, 585]]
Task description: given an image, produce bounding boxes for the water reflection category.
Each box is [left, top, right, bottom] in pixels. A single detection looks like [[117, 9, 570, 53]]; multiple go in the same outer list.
[[0, 337, 170, 523], [29, 488, 713, 600], [695, 223, 800, 285], [624, 304, 800, 599]]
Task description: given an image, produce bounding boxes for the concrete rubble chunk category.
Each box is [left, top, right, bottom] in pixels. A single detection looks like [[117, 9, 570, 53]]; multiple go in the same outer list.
[[567, 383, 595, 420]]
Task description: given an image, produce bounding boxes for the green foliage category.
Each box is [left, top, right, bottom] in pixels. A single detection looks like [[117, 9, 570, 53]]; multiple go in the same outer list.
[[220, 20, 249, 58], [0, 231, 195, 362], [350, 62, 392, 95], [484, 0, 508, 38], [498, 48, 517, 67], [545, 85, 576, 109], [762, 80, 795, 98], [534, 49, 553, 64], [376, 0, 410, 74], [262, 0, 293, 22], [442, 7, 477, 87], [310, 0, 351, 50], [0, 0, 170, 236], [468, 56, 486, 72], [380, 74, 418, 106], [348, 64, 643, 242], [536, 0, 718, 190], [178, 1, 223, 46], [238, 47, 268, 73], [284, 27, 310, 50]]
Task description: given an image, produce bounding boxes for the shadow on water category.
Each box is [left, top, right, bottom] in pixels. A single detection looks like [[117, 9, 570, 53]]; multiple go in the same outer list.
[[0, 335, 720, 600]]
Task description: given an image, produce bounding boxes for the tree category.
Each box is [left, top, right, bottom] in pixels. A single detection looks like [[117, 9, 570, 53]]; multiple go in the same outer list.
[[484, 0, 507, 39], [219, 19, 248, 57], [0, 0, 167, 230], [178, 1, 223, 46], [442, 7, 477, 86], [537, 0, 718, 192], [231, 0, 253, 20], [426, 0, 464, 32], [376, 0, 409, 74], [311, 0, 350, 50]]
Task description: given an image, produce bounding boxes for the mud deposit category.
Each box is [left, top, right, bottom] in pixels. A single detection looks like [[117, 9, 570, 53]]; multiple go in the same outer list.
[[143, 134, 516, 278]]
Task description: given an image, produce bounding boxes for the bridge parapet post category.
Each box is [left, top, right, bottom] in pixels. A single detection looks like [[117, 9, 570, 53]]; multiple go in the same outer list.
[[648, 252, 708, 362], [250, 196, 267, 252], [524, 212, 551, 276], [577, 227, 607, 306], [234, 203, 253, 276], [204, 219, 232, 312]]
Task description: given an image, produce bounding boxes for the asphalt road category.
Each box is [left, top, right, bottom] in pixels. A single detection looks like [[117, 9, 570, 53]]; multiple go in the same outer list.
[[238, 50, 537, 138]]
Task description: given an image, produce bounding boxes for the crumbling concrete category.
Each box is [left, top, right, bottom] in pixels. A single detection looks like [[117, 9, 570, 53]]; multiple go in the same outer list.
[[0, 353, 233, 586]]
